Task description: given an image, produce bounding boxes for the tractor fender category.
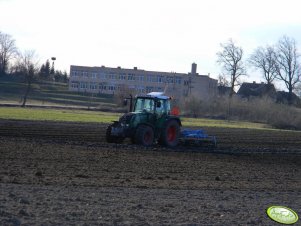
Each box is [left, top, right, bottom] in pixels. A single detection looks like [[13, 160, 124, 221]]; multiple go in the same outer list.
[[165, 117, 182, 127], [136, 122, 155, 131]]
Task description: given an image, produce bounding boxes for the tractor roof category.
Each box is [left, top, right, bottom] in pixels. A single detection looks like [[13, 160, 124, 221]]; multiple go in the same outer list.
[[146, 92, 170, 100], [136, 92, 170, 100]]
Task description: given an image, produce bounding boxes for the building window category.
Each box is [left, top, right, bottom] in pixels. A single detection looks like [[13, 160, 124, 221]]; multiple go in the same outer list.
[[146, 86, 153, 93], [136, 75, 144, 82], [90, 83, 97, 90], [80, 82, 88, 89], [99, 83, 103, 90], [147, 75, 152, 82], [107, 85, 116, 91], [98, 72, 106, 79], [152, 76, 157, 83], [71, 82, 79, 88], [99, 83, 107, 90], [91, 73, 97, 79], [136, 85, 145, 94], [157, 76, 161, 83], [175, 76, 182, 84], [71, 71, 78, 77], [119, 73, 126, 80], [128, 73, 135, 81], [166, 76, 174, 83], [105, 72, 114, 80]]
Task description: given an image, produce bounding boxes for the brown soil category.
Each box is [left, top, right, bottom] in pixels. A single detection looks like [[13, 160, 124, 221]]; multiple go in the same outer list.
[[0, 120, 300, 225]]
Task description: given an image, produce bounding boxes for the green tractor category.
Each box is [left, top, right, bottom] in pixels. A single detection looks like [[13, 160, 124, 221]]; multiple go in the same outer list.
[[106, 92, 181, 147]]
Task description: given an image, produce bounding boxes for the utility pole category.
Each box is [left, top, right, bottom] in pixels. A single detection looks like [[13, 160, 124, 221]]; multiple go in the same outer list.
[[51, 57, 56, 74], [50, 57, 56, 83]]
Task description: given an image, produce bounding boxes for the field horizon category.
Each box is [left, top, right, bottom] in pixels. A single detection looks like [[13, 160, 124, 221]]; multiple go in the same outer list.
[[0, 106, 276, 131]]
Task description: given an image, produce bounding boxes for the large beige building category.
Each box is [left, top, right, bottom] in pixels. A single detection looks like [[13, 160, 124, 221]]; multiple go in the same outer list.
[[69, 63, 217, 100]]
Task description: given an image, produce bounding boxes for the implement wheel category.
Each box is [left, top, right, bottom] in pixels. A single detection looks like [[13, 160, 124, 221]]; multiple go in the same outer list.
[[160, 120, 180, 147], [135, 125, 154, 147]]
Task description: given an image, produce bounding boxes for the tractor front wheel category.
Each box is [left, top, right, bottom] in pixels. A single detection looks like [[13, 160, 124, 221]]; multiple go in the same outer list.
[[135, 125, 154, 146], [160, 120, 180, 147]]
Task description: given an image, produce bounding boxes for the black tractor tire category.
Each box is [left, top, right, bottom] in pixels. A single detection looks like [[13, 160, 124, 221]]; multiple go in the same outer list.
[[130, 136, 136, 144], [106, 125, 114, 143], [160, 120, 180, 147], [135, 125, 154, 146], [106, 125, 124, 144]]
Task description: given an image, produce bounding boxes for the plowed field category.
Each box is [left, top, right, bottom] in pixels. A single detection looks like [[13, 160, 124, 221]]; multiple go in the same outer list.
[[0, 120, 300, 225]]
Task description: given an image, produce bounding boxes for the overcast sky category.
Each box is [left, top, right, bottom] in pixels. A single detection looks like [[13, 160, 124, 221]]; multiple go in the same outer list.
[[1, 0, 301, 90]]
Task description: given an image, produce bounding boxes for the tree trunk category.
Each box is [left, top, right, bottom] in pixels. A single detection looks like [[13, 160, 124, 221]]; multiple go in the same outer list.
[[21, 80, 31, 107], [229, 77, 235, 97], [288, 83, 293, 105]]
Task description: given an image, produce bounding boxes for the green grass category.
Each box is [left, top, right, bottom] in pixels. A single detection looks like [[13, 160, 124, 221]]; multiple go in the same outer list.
[[181, 117, 271, 129], [0, 107, 272, 130], [0, 107, 121, 123]]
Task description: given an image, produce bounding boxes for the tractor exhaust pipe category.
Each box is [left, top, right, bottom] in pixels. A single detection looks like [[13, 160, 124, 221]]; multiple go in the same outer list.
[[123, 94, 133, 112]]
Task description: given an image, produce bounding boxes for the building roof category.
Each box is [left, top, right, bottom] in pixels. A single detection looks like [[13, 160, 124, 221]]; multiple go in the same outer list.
[[70, 65, 188, 76], [237, 82, 276, 98], [276, 91, 301, 105]]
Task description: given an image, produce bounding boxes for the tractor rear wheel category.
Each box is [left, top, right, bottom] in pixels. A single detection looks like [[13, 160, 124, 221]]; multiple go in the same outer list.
[[135, 125, 154, 146], [106, 125, 124, 143], [160, 120, 180, 147]]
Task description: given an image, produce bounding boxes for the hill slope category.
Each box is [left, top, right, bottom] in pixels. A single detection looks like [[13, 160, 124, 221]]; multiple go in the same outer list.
[[0, 75, 115, 109]]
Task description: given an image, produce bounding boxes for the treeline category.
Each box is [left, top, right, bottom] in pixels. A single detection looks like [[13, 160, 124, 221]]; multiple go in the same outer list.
[[0, 31, 68, 83], [39, 59, 68, 83]]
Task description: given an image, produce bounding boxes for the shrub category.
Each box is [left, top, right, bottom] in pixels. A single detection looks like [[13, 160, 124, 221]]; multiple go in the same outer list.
[[181, 95, 301, 130]]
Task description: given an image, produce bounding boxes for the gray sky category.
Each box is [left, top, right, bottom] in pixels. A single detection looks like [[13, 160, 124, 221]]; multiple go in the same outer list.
[[1, 0, 301, 90]]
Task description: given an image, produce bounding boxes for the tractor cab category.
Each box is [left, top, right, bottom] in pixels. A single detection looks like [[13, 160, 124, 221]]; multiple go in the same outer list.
[[133, 92, 171, 116]]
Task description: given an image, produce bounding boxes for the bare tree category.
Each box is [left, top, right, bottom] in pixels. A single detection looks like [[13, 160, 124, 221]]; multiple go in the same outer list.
[[249, 45, 277, 84], [217, 74, 230, 87], [184, 96, 201, 118], [217, 39, 246, 96], [0, 31, 18, 75], [16, 50, 39, 107], [114, 84, 136, 107], [296, 83, 301, 97], [274, 36, 301, 104]]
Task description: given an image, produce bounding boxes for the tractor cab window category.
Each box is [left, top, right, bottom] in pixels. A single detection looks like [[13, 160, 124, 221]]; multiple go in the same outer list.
[[134, 98, 155, 113], [155, 99, 171, 116]]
